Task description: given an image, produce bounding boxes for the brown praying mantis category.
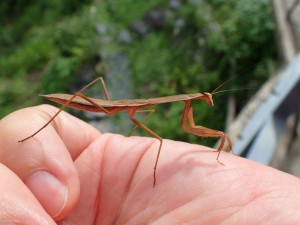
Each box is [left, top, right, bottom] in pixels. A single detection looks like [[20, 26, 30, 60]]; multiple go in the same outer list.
[[19, 77, 233, 187]]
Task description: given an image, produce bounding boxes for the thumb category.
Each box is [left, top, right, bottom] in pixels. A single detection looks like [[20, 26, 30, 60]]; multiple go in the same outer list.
[[0, 105, 99, 220]]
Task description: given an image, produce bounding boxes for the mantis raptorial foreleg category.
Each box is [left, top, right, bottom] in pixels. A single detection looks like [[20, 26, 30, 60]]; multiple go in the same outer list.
[[128, 108, 163, 187], [181, 100, 232, 164]]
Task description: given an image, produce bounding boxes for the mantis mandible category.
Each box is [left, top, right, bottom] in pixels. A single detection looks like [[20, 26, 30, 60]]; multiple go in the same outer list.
[[19, 77, 233, 187]]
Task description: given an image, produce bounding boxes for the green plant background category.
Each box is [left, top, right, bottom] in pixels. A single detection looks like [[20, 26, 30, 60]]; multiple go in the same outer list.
[[0, 0, 276, 147]]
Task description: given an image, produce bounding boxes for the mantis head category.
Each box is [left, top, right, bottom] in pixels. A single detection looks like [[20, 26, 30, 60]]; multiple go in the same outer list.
[[202, 92, 214, 106]]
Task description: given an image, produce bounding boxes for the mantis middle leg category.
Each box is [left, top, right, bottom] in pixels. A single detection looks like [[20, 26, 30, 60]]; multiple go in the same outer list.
[[128, 109, 156, 136], [128, 108, 162, 187]]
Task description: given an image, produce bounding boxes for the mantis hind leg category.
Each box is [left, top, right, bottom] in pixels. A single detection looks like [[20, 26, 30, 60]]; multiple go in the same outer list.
[[18, 76, 110, 143], [128, 109, 162, 188], [98, 77, 110, 100], [181, 100, 233, 164], [79, 76, 111, 100]]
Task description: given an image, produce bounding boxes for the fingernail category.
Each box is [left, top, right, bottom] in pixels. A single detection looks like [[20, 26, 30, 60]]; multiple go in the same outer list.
[[25, 171, 68, 217]]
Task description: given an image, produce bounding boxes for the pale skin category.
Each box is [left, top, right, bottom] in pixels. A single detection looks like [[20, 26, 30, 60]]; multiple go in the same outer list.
[[1, 105, 300, 224]]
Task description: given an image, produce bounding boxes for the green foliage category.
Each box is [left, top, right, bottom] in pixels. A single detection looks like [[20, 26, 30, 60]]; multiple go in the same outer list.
[[0, 0, 276, 149], [0, 37, 52, 78], [40, 12, 97, 93], [104, 0, 167, 24], [0, 0, 91, 47], [0, 1, 97, 118], [0, 77, 38, 117], [126, 33, 174, 94], [110, 0, 276, 146]]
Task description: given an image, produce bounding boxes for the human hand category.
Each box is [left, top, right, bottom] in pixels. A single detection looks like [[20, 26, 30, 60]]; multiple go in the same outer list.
[[1, 105, 300, 224]]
